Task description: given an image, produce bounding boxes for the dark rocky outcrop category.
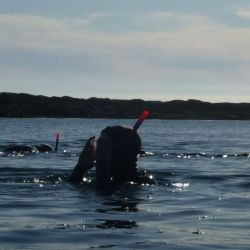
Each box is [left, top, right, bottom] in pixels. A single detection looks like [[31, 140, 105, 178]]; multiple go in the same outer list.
[[1, 92, 250, 120]]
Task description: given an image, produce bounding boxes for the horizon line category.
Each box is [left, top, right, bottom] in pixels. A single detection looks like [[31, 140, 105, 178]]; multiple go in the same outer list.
[[1, 91, 249, 105]]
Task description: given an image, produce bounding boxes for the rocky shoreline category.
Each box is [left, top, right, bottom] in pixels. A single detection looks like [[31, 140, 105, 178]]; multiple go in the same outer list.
[[1, 92, 250, 120]]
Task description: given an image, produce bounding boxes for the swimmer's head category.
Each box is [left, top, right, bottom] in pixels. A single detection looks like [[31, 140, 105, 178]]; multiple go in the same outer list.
[[101, 125, 141, 183]]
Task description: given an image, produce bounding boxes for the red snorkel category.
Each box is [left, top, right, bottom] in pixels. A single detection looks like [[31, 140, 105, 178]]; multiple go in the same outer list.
[[55, 133, 60, 152], [133, 110, 150, 131]]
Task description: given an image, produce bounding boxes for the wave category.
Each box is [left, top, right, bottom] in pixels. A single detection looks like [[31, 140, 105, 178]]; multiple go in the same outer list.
[[1, 150, 250, 160], [162, 152, 250, 159]]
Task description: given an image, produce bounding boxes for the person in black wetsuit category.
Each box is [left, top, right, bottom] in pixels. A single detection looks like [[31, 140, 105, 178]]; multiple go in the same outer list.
[[68, 125, 155, 189], [2, 144, 53, 154]]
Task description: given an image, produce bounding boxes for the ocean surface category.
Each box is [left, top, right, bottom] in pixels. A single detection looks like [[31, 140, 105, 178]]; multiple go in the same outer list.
[[0, 118, 250, 249]]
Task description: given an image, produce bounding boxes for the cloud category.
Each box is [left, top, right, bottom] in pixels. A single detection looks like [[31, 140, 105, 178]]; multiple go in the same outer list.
[[1, 12, 250, 100], [236, 8, 250, 19], [1, 12, 250, 61]]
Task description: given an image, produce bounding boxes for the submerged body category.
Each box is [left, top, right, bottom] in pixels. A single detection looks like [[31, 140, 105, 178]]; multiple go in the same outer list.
[[3, 144, 53, 154]]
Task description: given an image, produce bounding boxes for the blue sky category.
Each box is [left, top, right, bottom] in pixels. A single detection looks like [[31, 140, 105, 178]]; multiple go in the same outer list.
[[1, 0, 250, 102]]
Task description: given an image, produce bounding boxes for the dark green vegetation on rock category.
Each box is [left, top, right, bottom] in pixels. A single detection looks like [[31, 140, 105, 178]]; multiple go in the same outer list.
[[1, 92, 250, 119]]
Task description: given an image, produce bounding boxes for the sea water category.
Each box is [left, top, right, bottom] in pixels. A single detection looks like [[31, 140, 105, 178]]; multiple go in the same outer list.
[[0, 118, 250, 249]]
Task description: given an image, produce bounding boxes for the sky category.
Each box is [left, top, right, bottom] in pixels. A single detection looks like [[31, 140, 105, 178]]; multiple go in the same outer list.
[[1, 0, 250, 102]]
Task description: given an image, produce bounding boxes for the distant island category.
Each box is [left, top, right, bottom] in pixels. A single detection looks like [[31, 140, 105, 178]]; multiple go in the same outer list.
[[1, 92, 250, 120]]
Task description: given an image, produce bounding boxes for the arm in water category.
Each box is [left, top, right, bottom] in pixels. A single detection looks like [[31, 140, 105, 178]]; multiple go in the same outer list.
[[68, 136, 96, 184]]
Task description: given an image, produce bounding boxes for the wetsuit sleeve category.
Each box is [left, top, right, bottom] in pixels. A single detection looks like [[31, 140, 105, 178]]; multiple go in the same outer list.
[[95, 132, 112, 189], [68, 136, 96, 184]]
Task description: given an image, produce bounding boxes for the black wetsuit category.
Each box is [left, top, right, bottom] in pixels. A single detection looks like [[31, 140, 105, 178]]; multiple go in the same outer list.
[[69, 125, 156, 188]]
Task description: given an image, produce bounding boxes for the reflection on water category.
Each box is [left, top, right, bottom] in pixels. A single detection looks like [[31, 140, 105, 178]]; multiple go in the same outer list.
[[1, 119, 250, 249], [96, 219, 138, 229]]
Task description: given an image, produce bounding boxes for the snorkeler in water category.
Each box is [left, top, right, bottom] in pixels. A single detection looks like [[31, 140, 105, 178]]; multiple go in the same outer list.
[[68, 125, 155, 189], [1, 133, 60, 155], [2, 144, 54, 154]]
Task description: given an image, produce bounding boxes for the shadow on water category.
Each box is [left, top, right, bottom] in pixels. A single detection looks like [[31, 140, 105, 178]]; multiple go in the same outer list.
[[96, 219, 138, 229], [49, 183, 145, 231], [99, 199, 141, 213]]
